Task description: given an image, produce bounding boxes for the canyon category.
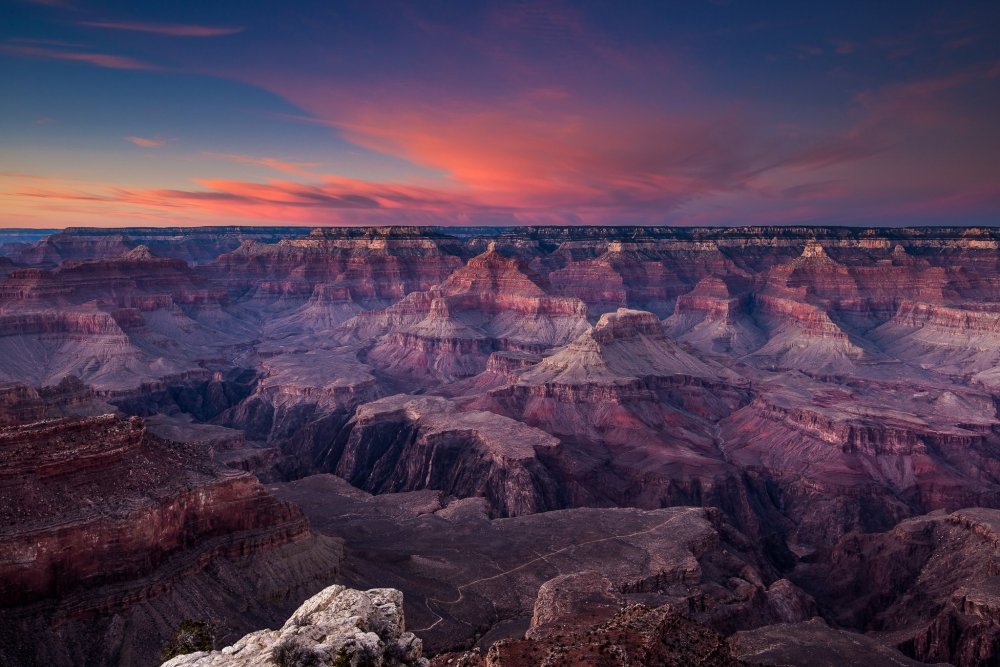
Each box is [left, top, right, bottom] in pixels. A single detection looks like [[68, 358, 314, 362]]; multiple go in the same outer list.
[[4, 225, 1000, 665]]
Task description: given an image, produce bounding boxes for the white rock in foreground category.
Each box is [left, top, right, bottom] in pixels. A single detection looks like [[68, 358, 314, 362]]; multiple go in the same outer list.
[[161, 585, 428, 667]]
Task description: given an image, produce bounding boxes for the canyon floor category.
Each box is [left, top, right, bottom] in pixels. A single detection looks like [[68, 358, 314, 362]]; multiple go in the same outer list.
[[4, 226, 1000, 666]]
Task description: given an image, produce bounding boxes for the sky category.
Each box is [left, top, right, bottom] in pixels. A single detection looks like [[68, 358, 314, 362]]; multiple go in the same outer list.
[[1, 0, 999, 228]]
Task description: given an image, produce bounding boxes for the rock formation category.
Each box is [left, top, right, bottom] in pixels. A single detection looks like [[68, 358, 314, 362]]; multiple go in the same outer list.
[[161, 585, 427, 667], [798, 508, 1000, 666], [274, 475, 815, 653], [0, 414, 340, 667], [328, 395, 561, 517], [730, 618, 937, 666]]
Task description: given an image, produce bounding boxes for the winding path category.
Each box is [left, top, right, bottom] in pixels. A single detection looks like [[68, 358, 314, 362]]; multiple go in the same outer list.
[[411, 511, 688, 634]]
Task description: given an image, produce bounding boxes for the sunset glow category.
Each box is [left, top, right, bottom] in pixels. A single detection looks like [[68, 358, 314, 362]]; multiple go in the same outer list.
[[2, 0, 999, 227]]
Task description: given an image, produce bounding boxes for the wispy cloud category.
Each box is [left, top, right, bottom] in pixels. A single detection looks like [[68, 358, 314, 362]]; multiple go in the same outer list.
[[80, 21, 244, 37], [23, 0, 77, 10], [2, 172, 475, 226], [1, 43, 158, 70], [10, 37, 87, 48], [125, 135, 170, 148], [829, 38, 856, 55], [204, 152, 322, 177]]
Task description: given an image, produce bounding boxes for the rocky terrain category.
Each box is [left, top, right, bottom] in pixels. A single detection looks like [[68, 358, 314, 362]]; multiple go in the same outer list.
[[5, 225, 1000, 665], [273, 474, 815, 652], [0, 407, 339, 666], [796, 508, 1000, 666], [161, 584, 428, 667]]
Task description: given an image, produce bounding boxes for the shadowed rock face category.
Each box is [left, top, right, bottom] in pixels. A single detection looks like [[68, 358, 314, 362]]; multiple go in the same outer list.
[[7, 226, 1000, 665], [274, 475, 816, 654], [730, 618, 939, 667], [796, 508, 1000, 667], [0, 414, 340, 667], [328, 395, 562, 517]]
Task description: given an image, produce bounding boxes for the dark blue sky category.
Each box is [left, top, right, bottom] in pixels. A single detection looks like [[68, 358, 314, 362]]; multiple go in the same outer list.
[[2, 0, 999, 227]]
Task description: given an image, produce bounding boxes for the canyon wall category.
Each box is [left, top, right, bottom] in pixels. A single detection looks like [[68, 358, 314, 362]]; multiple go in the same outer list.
[[6, 225, 1000, 665]]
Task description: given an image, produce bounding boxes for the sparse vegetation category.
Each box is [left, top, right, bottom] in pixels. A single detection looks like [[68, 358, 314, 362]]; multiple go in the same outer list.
[[330, 647, 353, 667], [355, 642, 380, 667], [160, 619, 219, 661], [271, 637, 325, 667]]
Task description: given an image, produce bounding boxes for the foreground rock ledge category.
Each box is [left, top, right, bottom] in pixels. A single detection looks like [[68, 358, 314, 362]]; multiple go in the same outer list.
[[161, 585, 428, 667]]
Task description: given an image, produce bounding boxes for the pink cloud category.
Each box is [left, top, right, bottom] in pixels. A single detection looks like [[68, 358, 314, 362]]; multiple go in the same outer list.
[[125, 136, 170, 148], [6, 1, 997, 229], [321, 97, 764, 212], [830, 39, 856, 55], [24, 0, 76, 9], [1, 44, 158, 70], [203, 153, 322, 177], [79, 21, 244, 38], [2, 172, 470, 226], [3, 169, 674, 227]]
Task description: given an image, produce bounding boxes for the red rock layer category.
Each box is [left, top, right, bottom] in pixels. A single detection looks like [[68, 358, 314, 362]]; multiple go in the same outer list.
[[0, 415, 316, 606], [0, 415, 341, 667], [210, 230, 462, 306]]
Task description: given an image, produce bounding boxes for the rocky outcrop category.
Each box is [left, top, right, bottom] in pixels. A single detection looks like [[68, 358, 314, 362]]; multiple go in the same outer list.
[[263, 283, 362, 339], [482, 308, 746, 430], [473, 308, 752, 523], [0, 250, 250, 391], [547, 256, 627, 314], [875, 301, 1000, 381], [162, 585, 427, 667], [0, 375, 109, 425], [12, 227, 315, 267], [719, 382, 1000, 545], [518, 308, 735, 386], [665, 277, 765, 355], [349, 245, 589, 383], [435, 609, 932, 666], [328, 395, 561, 517], [245, 348, 379, 422]]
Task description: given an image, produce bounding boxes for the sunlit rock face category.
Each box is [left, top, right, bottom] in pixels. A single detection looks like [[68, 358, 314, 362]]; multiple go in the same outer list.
[[6, 225, 1000, 666], [161, 585, 428, 667]]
